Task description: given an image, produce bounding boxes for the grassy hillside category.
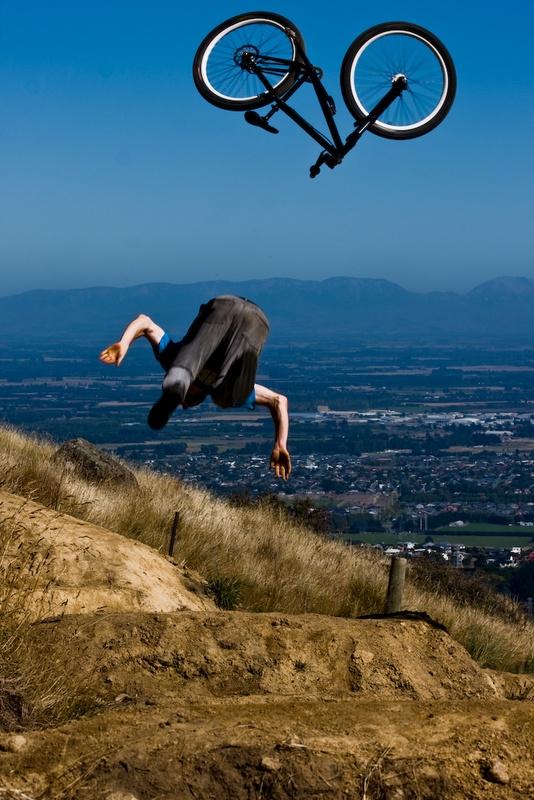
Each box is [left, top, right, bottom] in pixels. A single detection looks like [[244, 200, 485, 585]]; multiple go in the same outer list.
[[1, 424, 533, 675]]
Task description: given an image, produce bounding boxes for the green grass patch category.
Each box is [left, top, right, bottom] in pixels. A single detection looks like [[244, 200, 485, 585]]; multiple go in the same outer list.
[[344, 532, 533, 548], [436, 522, 534, 534]]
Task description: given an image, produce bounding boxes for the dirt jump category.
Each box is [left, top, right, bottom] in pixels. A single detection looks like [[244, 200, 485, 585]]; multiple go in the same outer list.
[[1, 489, 533, 799]]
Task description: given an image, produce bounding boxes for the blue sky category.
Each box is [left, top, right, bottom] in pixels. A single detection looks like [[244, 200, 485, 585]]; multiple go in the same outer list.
[[1, 0, 532, 297]]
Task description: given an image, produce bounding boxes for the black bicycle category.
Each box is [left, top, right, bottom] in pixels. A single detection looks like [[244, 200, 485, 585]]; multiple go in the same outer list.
[[193, 11, 456, 178]]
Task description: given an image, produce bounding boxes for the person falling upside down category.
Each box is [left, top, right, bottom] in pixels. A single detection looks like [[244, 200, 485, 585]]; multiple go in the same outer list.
[[99, 295, 291, 480]]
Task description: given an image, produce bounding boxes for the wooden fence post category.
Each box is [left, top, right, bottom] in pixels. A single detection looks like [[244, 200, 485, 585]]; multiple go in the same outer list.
[[168, 512, 180, 557], [384, 556, 407, 613]]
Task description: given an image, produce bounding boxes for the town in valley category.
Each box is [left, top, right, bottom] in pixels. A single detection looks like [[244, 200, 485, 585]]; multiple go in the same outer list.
[[2, 338, 534, 604]]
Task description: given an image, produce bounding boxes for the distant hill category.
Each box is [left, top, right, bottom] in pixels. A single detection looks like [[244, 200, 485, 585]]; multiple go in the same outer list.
[[468, 276, 534, 299], [2, 275, 534, 344]]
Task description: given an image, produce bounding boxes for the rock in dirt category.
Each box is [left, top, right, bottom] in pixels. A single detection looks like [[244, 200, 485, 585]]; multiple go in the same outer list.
[[0, 735, 27, 753], [484, 759, 510, 785], [114, 694, 133, 704], [53, 438, 138, 488], [261, 755, 282, 771]]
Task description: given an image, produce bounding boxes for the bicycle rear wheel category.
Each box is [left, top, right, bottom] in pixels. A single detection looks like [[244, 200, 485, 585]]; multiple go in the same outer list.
[[341, 22, 456, 139], [193, 11, 305, 111]]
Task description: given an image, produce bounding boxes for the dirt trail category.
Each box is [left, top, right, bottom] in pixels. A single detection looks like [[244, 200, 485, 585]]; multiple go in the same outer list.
[[1, 611, 533, 799], [3, 695, 534, 800]]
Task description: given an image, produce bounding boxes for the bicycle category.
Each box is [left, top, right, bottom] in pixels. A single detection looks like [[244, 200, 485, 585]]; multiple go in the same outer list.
[[193, 11, 456, 178]]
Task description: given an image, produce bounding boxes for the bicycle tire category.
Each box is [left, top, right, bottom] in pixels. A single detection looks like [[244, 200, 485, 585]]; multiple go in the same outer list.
[[340, 22, 456, 140], [193, 11, 305, 111]]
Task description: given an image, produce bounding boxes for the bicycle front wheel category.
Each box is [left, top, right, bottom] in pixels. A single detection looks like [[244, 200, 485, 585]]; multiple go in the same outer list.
[[341, 22, 456, 139], [193, 11, 305, 111]]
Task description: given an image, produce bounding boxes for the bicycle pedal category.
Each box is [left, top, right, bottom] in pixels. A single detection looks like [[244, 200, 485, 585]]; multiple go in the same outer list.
[[244, 111, 279, 134]]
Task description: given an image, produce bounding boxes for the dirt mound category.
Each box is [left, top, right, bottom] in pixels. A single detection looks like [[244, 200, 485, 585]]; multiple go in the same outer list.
[[1, 487, 533, 798], [0, 490, 214, 618], [27, 610, 500, 704], [1, 618, 533, 799]]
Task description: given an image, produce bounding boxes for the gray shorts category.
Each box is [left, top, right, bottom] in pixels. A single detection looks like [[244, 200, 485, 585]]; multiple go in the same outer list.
[[169, 295, 269, 408]]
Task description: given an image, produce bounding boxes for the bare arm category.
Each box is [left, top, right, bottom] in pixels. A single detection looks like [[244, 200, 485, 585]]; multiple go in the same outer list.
[[254, 383, 291, 480], [99, 314, 165, 366]]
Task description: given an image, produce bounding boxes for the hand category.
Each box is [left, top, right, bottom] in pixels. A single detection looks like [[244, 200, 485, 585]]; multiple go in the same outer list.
[[270, 444, 292, 480], [99, 341, 127, 366]]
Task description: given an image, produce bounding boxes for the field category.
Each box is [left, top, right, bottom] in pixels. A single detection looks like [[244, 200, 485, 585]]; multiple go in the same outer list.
[[436, 522, 534, 534], [345, 532, 534, 548]]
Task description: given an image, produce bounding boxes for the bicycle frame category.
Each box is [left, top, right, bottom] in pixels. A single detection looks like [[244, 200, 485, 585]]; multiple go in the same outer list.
[[241, 33, 407, 178]]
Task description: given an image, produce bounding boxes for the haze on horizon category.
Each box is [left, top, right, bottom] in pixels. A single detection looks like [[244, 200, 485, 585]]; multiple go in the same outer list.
[[1, 0, 532, 299]]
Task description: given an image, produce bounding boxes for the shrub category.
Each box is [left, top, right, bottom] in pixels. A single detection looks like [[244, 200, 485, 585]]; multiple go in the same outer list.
[[207, 576, 245, 610]]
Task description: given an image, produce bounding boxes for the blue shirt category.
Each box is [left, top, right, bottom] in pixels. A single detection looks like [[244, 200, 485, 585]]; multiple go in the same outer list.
[[154, 332, 256, 410]]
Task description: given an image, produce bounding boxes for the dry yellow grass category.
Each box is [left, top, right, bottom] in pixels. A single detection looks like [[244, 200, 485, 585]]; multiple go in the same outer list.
[[0, 423, 533, 673], [0, 502, 97, 728]]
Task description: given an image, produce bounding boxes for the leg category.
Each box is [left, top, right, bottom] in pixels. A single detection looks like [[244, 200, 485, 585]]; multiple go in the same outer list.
[[162, 366, 191, 399], [147, 299, 233, 430], [147, 366, 192, 430]]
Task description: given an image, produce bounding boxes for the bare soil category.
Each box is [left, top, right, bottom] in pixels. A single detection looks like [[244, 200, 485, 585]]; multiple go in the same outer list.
[[0, 611, 533, 799], [1, 490, 533, 799], [0, 490, 214, 618]]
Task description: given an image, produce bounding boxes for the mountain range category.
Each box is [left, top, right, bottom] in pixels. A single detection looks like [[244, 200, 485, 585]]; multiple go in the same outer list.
[[2, 276, 534, 345]]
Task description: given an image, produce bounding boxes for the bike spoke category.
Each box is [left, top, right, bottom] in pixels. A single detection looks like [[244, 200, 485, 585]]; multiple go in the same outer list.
[[406, 88, 427, 121], [201, 19, 296, 101], [352, 30, 447, 128]]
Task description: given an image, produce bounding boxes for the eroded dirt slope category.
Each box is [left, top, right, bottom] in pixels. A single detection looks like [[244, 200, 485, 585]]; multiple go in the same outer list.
[[0, 489, 213, 617]]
